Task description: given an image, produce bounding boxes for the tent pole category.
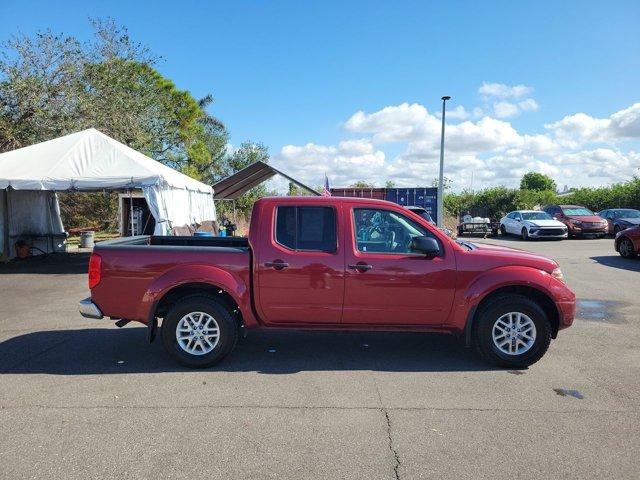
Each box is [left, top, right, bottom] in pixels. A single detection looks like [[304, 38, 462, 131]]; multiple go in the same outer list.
[[129, 189, 135, 236], [1, 189, 9, 262], [233, 200, 237, 228]]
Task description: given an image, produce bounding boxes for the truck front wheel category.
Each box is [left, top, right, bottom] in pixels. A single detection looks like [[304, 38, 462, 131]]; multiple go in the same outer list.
[[161, 294, 238, 368], [473, 294, 552, 368]]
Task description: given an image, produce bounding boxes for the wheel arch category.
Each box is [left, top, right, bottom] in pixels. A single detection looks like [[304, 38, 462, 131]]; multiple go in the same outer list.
[[153, 283, 243, 327], [464, 284, 560, 346]]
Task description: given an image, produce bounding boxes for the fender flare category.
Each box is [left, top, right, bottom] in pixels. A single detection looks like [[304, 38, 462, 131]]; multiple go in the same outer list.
[[457, 266, 554, 346], [138, 263, 255, 327]]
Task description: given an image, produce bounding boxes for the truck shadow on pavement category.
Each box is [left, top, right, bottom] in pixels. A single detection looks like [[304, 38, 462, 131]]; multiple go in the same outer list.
[[590, 255, 640, 272], [0, 326, 495, 375]]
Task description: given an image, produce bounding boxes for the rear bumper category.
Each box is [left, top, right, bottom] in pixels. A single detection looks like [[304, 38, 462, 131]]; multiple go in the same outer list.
[[79, 298, 104, 319]]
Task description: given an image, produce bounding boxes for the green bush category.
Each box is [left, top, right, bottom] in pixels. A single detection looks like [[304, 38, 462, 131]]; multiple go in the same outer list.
[[444, 177, 640, 219]]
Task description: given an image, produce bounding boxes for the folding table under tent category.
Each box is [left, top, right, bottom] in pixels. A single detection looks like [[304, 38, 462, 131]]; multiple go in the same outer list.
[[0, 128, 216, 260]]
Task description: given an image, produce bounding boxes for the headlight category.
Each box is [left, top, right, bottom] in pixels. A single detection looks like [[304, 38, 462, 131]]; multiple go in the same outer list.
[[551, 267, 565, 284]]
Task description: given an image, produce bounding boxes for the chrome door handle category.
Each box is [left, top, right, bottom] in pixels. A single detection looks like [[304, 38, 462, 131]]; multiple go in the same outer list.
[[265, 261, 289, 270], [348, 264, 373, 272]]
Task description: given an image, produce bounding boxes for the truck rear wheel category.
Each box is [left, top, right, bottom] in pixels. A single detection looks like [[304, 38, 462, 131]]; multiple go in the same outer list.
[[473, 294, 551, 368], [161, 294, 238, 368]]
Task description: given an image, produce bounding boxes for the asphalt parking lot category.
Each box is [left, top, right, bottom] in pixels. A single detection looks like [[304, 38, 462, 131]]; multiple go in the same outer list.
[[1, 237, 639, 480]]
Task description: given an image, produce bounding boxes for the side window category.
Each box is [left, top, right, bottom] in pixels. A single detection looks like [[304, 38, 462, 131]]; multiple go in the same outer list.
[[275, 206, 337, 252], [514, 212, 522, 220], [506, 212, 515, 219], [353, 208, 438, 254], [600, 210, 609, 219]]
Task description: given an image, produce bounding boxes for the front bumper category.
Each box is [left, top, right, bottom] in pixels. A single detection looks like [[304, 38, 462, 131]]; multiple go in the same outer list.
[[528, 228, 568, 238], [568, 224, 607, 236], [79, 298, 104, 319]]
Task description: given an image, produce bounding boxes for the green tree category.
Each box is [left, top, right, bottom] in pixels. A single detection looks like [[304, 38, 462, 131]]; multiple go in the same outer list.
[[385, 180, 396, 188], [215, 142, 273, 220], [350, 180, 375, 188], [0, 19, 233, 229], [431, 176, 453, 190], [520, 172, 557, 192]]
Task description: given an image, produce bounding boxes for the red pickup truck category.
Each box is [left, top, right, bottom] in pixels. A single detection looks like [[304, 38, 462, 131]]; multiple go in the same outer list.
[[79, 196, 575, 368]]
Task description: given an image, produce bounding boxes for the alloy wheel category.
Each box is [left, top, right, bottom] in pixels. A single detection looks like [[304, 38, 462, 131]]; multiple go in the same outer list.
[[176, 311, 220, 355], [492, 312, 536, 356]]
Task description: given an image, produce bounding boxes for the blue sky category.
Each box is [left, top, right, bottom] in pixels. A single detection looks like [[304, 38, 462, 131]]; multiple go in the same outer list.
[[2, 0, 639, 190]]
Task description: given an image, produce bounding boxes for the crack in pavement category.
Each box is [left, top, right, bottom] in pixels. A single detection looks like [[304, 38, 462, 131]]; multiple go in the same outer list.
[[382, 407, 401, 480]]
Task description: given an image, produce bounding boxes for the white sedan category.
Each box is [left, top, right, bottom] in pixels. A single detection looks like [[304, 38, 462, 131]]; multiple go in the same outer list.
[[500, 210, 568, 240]]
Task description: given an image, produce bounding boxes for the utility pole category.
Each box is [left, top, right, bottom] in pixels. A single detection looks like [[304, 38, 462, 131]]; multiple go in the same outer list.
[[437, 96, 451, 227]]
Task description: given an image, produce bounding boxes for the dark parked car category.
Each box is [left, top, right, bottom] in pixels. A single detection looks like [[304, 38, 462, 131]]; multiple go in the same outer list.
[[597, 208, 640, 235], [615, 225, 640, 258], [543, 204, 607, 238]]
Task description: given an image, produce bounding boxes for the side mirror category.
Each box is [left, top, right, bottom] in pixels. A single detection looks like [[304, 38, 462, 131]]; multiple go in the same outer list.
[[410, 236, 440, 257]]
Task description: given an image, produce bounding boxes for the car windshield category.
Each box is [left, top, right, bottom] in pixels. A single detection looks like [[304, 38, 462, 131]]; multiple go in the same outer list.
[[616, 209, 640, 218], [562, 207, 594, 216], [521, 212, 552, 220]]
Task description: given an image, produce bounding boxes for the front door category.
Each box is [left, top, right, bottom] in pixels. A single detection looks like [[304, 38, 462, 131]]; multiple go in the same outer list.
[[254, 204, 344, 324], [342, 205, 456, 325]]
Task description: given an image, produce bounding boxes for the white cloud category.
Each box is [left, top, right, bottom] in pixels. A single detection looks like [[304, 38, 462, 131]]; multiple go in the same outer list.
[[344, 103, 440, 143], [478, 82, 533, 99], [272, 139, 387, 189], [519, 98, 539, 112], [493, 98, 539, 118], [272, 95, 640, 193], [493, 101, 520, 118], [545, 103, 640, 147], [609, 103, 640, 138]]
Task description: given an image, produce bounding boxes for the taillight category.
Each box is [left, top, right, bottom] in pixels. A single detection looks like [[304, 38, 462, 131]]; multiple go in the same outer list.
[[88, 253, 102, 289]]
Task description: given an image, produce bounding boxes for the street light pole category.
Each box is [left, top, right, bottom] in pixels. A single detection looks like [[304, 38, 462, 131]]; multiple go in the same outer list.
[[437, 96, 451, 228]]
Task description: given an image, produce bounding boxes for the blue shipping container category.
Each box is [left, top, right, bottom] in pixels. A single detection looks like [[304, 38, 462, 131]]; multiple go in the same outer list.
[[385, 188, 438, 217]]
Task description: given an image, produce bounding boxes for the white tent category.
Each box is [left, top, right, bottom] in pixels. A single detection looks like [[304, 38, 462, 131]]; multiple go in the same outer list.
[[0, 128, 216, 259]]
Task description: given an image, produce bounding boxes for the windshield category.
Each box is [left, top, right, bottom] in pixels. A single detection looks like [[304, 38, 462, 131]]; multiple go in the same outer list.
[[616, 209, 640, 218], [562, 207, 594, 216], [521, 212, 552, 220]]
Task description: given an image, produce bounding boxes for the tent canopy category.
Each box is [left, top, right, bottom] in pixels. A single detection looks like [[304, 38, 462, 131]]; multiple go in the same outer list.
[[212, 160, 320, 200], [0, 129, 216, 259], [0, 128, 211, 193]]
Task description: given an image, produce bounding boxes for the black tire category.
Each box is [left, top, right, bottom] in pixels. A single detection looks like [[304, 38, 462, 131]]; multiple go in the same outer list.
[[613, 225, 620, 236], [618, 237, 637, 259], [473, 294, 552, 368], [500, 224, 507, 236], [161, 294, 238, 368], [521, 227, 529, 241], [457, 226, 464, 237]]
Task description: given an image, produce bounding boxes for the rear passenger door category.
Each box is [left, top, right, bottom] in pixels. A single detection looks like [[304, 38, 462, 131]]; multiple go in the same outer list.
[[254, 204, 345, 324]]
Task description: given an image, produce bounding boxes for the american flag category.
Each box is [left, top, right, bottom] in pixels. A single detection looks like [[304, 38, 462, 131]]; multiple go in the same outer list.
[[322, 174, 331, 196]]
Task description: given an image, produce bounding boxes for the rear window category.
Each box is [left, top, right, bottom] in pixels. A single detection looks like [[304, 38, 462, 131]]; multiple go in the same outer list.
[[275, 206, 337, 252]]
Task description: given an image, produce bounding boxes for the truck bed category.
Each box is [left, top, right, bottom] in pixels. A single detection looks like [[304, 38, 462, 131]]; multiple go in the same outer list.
[[96, 235, 249, 250], [91, 235, 251, 322]]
